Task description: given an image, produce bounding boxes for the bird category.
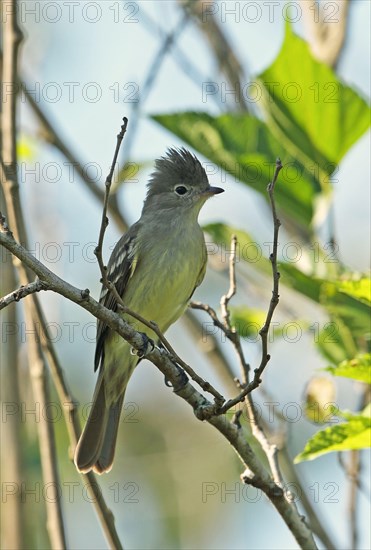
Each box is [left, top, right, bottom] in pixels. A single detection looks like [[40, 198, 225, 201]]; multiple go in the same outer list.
[[74, 147, 224, 474]]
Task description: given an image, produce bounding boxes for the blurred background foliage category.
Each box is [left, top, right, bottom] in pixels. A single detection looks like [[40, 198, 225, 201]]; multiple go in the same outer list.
[[1, 1, 370, 549]]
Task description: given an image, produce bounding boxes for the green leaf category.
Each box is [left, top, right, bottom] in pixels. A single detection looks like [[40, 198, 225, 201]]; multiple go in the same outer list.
[[325, 354, 371, 384], [336, 278, 371, 305], [153, 112, 316, 231], [258, 23, 371, 188], [315, 317, 356, 364], [276, 262, 323, 302], [323, 283, 371, 340], [229, 307, 266, 340], [295, 413, 371, 462]]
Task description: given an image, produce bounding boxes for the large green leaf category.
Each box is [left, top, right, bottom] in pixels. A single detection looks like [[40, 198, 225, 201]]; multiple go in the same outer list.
[[153, 112, 316, 229], [258, 24, 371, 188], [295, 412, 371, 462]]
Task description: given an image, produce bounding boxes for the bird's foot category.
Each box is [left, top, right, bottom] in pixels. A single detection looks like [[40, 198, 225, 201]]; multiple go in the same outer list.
[[164, 361, 188, 391], [131, 333, 155, 359]]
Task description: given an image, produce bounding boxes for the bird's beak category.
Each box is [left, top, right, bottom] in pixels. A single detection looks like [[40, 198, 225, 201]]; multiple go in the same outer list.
[[202, 186, 224, 197]]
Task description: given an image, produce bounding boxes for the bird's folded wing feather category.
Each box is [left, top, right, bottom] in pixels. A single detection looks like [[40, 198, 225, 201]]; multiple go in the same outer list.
[[94, 225, 140, 371]]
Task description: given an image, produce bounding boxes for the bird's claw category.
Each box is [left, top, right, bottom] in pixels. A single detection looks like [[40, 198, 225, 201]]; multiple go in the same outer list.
[[131, 333, 155, 358], [164, 363, 188, 392]]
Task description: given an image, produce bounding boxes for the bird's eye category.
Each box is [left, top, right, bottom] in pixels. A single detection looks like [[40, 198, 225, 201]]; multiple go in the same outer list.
[[174, 185, 188, 196]]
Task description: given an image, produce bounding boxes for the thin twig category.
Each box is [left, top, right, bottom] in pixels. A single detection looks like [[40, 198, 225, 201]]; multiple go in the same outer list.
[[191, 159, 282, 413], [240, 373, 284, 489], [190, 299, 249, 378], [95, 117, 129, 277], [0, 278, 45, 310], [194, 226, 285, 489], [218, 159, 283, 413], [191, 234, 251, 398], [220, 234, 237, 329], [190, 301, 225, 331]]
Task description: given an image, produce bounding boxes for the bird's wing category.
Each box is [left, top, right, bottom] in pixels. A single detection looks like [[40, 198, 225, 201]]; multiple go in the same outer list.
[[188, 242, 207, 301], [94, 225, 140, 371]]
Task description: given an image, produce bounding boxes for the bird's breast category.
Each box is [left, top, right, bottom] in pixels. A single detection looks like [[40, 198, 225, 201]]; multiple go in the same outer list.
[[123, 225, 206, 332]]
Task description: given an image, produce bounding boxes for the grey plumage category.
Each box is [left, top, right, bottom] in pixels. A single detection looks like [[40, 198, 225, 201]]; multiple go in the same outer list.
[[74, 148, 224, 474], [145, 147, 209, 201]]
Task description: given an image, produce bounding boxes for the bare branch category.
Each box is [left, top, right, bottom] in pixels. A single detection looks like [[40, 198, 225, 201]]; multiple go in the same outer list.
[[193, 227, 285, 487], [191, 235, 251, 394], [0, 278, 45, 310], [240, 374, 284, 489], [220, 234, 237, 329], [218, 159, 283, 412], [192, 160, 283, 414], [94, 117, 129, 277], [0, 220, 318, 549]]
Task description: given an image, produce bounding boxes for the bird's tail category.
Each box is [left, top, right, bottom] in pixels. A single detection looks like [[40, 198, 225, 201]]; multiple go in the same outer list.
[[74, 374, 124, 474]]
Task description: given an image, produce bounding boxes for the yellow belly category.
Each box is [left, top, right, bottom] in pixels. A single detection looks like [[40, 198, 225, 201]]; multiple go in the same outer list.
[[103, 227, 206, 404]]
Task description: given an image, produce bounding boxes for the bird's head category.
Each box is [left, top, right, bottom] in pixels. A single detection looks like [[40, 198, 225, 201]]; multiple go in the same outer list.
[[142, 148, 224, 216]]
